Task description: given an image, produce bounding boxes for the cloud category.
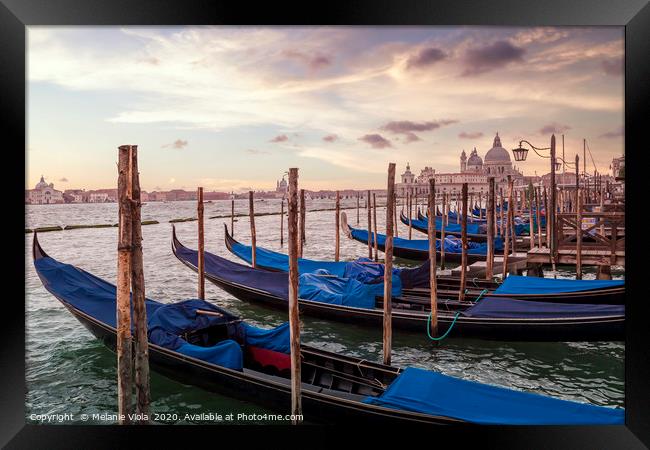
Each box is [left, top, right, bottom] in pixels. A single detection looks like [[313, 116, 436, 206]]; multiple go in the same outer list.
[[599, 126, 623, 138], [462, 40, 526, 76], [380, 119, 457, 143], [59, 177, 69, 182], [323, 134, 339, 142], [162, 139, 188, 149], [358, 134, 392, 149], [458, 131, 483, 139], [539, 123, 571, 135], [601, 57, 623, 77], [283, 49, 332, 71], [270, 134, 289, 143], [245, 148, 269, 154], [406, 47, 446, 69]]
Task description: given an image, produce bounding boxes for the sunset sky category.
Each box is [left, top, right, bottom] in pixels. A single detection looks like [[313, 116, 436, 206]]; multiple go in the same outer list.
[[27, 26, 624, 192]]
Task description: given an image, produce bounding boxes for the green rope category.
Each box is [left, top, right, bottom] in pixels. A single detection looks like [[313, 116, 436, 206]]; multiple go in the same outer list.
[[473, 289, 489, 303], [427, 311, 461, 341]]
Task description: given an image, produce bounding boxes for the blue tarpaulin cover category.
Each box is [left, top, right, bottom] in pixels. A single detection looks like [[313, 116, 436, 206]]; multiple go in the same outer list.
[[298, 272, 379, 309], [495, 275, 624, 295], [408, 215, 484, 235], [462, 297, 624, 318], [350, 227, 503, 254], [175, 240, 382, 309], [363, 367, 624, 424], [228, 239, 402, 296], [35, 256, 246, 371], [241, 322, 290, 354], [176, 340, 243, 370]]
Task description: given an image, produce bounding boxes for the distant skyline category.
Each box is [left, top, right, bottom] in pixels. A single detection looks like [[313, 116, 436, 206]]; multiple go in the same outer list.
[[27, 26, 624, 192]]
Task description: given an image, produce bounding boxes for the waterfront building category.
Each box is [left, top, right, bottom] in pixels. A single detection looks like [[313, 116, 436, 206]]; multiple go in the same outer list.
[[396, 133, 525, 197], [25, 176, 64, 204], [89, 192, 109, 203]]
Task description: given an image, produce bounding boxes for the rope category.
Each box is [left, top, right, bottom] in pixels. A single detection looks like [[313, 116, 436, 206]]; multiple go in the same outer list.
[[426, 311, 461, 341], [473, 289, 489, 303]]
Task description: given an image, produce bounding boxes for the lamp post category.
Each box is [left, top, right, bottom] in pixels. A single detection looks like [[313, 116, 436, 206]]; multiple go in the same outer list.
[[511, 135, 577, 267]]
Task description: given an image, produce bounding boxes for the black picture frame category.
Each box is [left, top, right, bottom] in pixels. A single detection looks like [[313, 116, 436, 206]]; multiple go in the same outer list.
[[4, 0, 648, 447]]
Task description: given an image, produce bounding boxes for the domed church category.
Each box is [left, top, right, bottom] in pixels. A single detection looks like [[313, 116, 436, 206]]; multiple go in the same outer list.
[[460, 132, 522, 183]]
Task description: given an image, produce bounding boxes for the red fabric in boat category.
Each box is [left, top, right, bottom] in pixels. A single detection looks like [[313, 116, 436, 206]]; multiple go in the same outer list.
[[247, 346, 291, 371]]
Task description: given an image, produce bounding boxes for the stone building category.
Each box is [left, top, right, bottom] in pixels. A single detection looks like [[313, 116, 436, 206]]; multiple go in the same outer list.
[[25, 176, 64, 204]]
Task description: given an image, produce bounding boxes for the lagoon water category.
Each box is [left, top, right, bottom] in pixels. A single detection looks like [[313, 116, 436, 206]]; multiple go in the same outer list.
[[25, 198, 624, 424]]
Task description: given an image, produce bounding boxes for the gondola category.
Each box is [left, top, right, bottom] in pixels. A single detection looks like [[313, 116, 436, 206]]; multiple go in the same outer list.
[[342, 213, 502, 263], [416, 210, 532, 236], [173, 228, 624, 341], [31, 233, 624, 424], [223, 225, 625, 305], [401, 210, 489, 242]]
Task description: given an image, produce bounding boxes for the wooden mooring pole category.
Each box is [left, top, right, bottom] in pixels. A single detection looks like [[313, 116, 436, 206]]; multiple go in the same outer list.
[[367, 190, 372, 258], [116, 145, 133, 424], [535, 187, 542, 248], [128, 145, 150, 422], [356, 192, 360, 225], [197, 187, 205, 299], [502, 179, 513, 278], [486, 177, 495, 280], [280, 197, 284, 247], [383, 164, 395, 365], [300, 189, 306, 253], [335, 190, 340, 262], [231, 195, 235, 237], [249, 191, 257, 268], [408, 189, 413, 240], [440, 192, 446, 270], [428, 178, 438, 335], [458, 183, 468, 302], [528, 186, 534, 250], [394, 192, 398, 238], [287, 168, 302, 424], [576, 188, 583, 280], [373, 193, 378, 262]]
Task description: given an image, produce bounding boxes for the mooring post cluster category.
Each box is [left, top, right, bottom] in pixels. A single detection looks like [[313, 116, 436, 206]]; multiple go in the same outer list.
[[116, 144, 150, 425]]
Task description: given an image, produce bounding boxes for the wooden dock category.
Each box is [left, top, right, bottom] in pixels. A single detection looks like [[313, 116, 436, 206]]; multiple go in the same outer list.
[[527, 247, 625, 266], [452, 252, 528, 278]]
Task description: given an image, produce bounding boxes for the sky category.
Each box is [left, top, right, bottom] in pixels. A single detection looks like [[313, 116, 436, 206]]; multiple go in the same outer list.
[[27, 26, 624, 192]]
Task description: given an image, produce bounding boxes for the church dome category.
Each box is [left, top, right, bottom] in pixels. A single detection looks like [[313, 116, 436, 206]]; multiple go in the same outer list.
[[484, 133, 511, 163], [467, 148, 482, 166], [35, 175, 49, 190]]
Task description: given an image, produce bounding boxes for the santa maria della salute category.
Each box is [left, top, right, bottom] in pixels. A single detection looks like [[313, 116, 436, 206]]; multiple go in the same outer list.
[[396, 133, 525, 197]]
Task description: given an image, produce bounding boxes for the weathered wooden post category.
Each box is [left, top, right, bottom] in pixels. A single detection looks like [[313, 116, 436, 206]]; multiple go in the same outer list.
[[367, 190, 372, 258], [543, 186, 549, 248], [356, 191, 360, 225], [458, 183, 468, 302], [287, 168, 302, 424], [535, 187, 542, 248], [486, 177, 495, 280], [300, 189, 306, 254], [394, 191, 399, 238], [249, 191, 257, 268], [277, 197, 283, 247], [528, 186, 534, 250], [508, 179, 516, 258], [335, 190, 340, 262], [373, 193, 378, 262], [549, 135, 557, 270], [576, 188, 583, 280], [502, 179, 513, 278], [197, 187, 205, 299], [116, 145, 133, 424], [440, 192, 446, 270], [499, 188, 504, 237], [128, 145, 150, 422], [408, 189, 413, 240], [231, 194, 235, 237], [383, 163, 395, 365], [427, 178, 438, 335]]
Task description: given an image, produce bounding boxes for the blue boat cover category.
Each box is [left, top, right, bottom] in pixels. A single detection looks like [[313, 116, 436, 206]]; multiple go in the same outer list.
[[33, 255, 281, 371], [241, 322, 290, 354], [495, 275, 624, 295], [462, 297, 624, 318], [175, 241, 382, 309], [34, 256, 164, 329], [298, 272, 379, 309], [363, 367, 624, 424], [409, 215, 484, 235], [176, 340, 243, 370], [147, 299, 240, 349], [228, 239, 402, 296], [350, 227, 503, 254]]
